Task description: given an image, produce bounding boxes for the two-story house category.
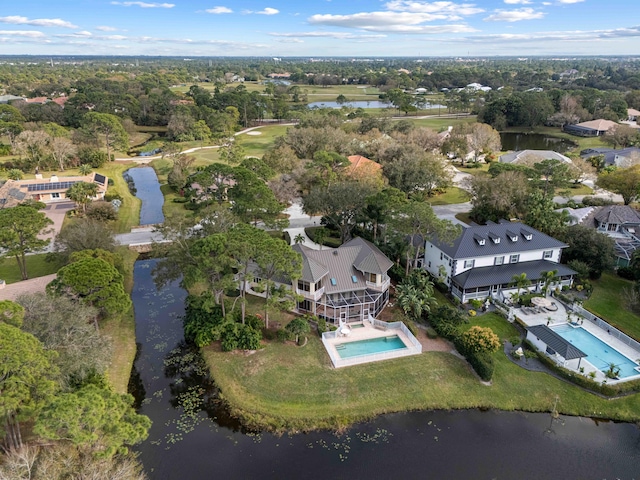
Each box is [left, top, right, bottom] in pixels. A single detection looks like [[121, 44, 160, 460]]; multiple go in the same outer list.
[[292, 237, 393, 324], [423, 220, 576, 303]]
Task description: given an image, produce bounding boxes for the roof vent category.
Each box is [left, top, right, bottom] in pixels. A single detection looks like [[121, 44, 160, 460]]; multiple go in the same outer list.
[[333, 250, 338, 255], [50, 175, 58, 182]]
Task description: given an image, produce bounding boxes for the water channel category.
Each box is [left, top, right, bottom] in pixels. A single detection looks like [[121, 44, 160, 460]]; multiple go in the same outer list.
[[308, 100, 447, 110], [130, 259, 640, 480], [124, 166, 165, 225], [500, 132, 577, 153]]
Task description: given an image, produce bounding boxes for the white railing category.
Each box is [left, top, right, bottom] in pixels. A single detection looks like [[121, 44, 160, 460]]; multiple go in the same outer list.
[[366, 276, 391, 292], [565, 303, 640, 352], [297, 286, 324, 301], [322, 320, 422, 368]]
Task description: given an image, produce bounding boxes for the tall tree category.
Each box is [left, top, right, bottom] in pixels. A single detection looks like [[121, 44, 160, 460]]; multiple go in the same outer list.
[[50, 218, 116, 266], [0, 204, 53, 280], [83, 112, 129, 160], [559, 225, 616, 279], [597, 165, 640, 205], [49, 136, 77, 172], [13, 130, 49, 169], [467, 123, 501, 163], [0, 323, 58, 451]]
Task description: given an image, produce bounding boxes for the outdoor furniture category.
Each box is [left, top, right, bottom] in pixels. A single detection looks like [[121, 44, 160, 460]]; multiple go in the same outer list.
[[545, 302, 558, 312], [531, 297, 552, 309]]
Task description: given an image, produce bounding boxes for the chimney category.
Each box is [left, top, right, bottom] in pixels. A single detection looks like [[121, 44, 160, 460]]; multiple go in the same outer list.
[[50, 175, 58, 182]]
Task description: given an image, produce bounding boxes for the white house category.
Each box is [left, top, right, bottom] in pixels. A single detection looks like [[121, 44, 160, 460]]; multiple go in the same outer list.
[[423, 220, 576, 303]]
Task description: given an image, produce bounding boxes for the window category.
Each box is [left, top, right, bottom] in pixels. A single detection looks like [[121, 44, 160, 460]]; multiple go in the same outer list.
[[510, 254, 520, 264], [51, 192, 60, 199], [543, 250, 553, 259], [297, 280, 310, 292], [330, 278, 337, 286], [368, 273, 376, 283], [351, 275, 358, 283], [463, 259, 475, 269], [494, 256, 504, 266], [440, 252, 443, 260]]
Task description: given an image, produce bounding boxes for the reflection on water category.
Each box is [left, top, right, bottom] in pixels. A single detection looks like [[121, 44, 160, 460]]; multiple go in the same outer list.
[[500, 132, 576, 153], [124, 166, 165, 225], [130, 259, 640, 480]]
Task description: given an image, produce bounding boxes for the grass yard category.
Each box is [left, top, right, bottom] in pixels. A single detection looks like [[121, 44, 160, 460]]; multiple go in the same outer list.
[[0, 254, 58, 283], [100, 163, 142, 233], [202, 315, 640, 432], [454, 212, 474, 225], [407, 115, 477, 132], [560, 183, 594, 196], [584, 272, 640, 340], [428, 187, 471, 205], [102, 247, 139, 394], [236, 125, 290, 157]]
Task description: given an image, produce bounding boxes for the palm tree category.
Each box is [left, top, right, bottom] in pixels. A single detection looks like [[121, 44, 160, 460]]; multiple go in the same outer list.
[[66, 181, 98, 214], [78, 164, 93, 175], [510, 273, 530, 300], [294, 233, 305, 245], [313, 227, 328, 250], [540, 269, 559, 296]]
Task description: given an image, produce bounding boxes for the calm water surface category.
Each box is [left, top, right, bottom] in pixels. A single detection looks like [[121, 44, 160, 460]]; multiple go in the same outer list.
[[500, 132, 576, 153], [131, 259, 640, 480], [308, 100, 446, 110], [124, 166, 165, 225]]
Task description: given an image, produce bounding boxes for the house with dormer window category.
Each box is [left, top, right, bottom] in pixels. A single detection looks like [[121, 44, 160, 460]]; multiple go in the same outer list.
[[291, 237, 393, 324], [423, 220, 576, 303]]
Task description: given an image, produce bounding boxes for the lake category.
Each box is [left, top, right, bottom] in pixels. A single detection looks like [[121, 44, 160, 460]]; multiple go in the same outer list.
[[123, 166, 165, 225], [131, 259, 640, 479], [308, 100, 447, 110], [500, 132, 577, 153]]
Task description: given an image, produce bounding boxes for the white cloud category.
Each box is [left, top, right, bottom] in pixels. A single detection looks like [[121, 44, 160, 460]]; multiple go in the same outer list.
[[111, 2, 175, 8], [558, 0, 584, 3], [384, 1, 484, 16], [269, 31, 387, 39], [96, 25, 118, 31], [504, 0, 531, 3], [206, 6, 233, 14], [456, 26, 640, 44], [244, 7, 279, 15], [0, 16, 78, 29], [484, 8, 545, 22], [0, 30, 46, 38]]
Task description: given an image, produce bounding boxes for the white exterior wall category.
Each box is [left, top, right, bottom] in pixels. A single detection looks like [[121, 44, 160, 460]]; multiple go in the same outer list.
[[424, 243, 452, 282], [453, 248, 563, 276], [526, 331, 550, 354]]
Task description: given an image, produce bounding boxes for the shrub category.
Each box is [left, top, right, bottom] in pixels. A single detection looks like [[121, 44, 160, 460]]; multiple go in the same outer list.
[[317, 317, 327, 335], [469, 299, 483, 310], [509, 335, 521, 346], [276, 328, 290, 342], [7, 168, 23, 180], [468, 309, 477, 317], [86, 201, 118, 222], [103, 192, 122, 202], [77, 147, 109, 168], [425, 327, 438, 339], [617, 267, 637, 281]]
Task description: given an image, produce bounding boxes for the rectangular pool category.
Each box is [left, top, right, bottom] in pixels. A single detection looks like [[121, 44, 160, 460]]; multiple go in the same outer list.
[[336, 335, 408, 359], [551, 325, 640, 378]]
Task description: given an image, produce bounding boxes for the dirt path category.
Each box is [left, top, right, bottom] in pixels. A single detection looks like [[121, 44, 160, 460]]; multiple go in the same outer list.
[[0, 274, 57, 301]]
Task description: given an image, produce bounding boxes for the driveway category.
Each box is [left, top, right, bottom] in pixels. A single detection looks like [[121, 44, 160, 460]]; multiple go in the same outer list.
[[41, 201, 74, 244], [0, 274, 57, 301]]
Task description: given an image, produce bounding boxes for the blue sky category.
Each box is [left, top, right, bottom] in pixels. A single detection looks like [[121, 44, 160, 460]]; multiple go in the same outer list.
[[0, 0, 638, 57]]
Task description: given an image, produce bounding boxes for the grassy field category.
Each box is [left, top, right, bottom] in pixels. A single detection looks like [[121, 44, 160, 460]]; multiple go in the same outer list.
[[202, 309, 640, 432], [100, 163, 142, 233], [102, 247, 139, 394], [236, 125, 290, 157], [407, 115, 477, 132], [584, 272, 640, 340], [0, 254, 58, 283], [428, 187, 471, 205]]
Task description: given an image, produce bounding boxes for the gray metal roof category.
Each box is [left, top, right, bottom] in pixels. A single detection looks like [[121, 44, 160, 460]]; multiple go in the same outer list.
[[294, 237, 392, 293], [452, 259, 577, 289], [431, 221, 568, 260], [527, 325, 587, 360], [499, 150, 572, 164], [594, 205, 640, 226]]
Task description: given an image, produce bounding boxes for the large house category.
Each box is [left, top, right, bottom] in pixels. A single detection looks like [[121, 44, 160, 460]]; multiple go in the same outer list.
[[580, 146, 640, 168], [423, 220, 576, 303], [291, 237, 393, 324], [0, 172, 108, 208], [563, 119, 618, 137], [499, 150, 572, 165]]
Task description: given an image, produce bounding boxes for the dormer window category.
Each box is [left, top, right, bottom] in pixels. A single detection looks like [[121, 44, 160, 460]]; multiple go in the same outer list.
[[473, 234, 485, 246], [506, 230, 519, 242], [488, 232, 500, 244], [521, 229, 533, 241]]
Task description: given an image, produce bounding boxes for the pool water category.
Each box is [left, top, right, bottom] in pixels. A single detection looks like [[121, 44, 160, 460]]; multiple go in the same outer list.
[[336, 335, 407, 359], [551, 325, 640, 378]]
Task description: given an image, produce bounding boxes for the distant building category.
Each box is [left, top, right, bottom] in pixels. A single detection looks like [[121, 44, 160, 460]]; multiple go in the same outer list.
[[0, 94, 24, 104], [499, 150, 572, 165], [580, 147, 640, 167], [563, 119, 618, 137]]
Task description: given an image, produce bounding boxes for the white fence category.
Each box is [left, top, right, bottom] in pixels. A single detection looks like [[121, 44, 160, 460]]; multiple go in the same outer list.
[[321, 320, 422, 368], [567, 303, 640, 352]]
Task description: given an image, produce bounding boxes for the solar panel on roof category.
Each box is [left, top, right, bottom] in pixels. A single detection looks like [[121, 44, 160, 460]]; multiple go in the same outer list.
[[27, 181, 78, 192], [94, 173, 106, 185]]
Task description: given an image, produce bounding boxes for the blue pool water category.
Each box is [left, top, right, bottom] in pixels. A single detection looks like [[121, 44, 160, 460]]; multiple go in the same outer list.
[[551, 325, 640, 378], [336, 335, 407, 359]]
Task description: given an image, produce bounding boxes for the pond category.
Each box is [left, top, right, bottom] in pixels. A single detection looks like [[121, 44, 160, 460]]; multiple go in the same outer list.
[[123, 166, 165, 225], [130, 259, 640, 479], [500, 132, 577, 153], [308, 100, 446, 110]]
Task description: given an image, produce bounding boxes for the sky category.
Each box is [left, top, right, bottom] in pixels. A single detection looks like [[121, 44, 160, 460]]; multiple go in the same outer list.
[[0, 0, 639, 57]]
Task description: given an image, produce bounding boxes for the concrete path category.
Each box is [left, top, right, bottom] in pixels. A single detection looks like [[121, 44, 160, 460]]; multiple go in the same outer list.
[[115, 226, 166, 246], [285, 227, 326, 250], [0, 274, 57, 301]]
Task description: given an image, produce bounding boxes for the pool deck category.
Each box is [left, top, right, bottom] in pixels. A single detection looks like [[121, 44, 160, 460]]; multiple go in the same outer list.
[[322, 321, 422, 368], [515, 300, 640, 383]]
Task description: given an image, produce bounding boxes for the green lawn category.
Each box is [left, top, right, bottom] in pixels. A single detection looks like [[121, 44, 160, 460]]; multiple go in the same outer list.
[[584, 272, 640, 340], [236, 125, 290, 157], [428, 187, 471, 205], [0, 254, 58, 283], [202, 312, 640, 432], [407, 115, 477, 132]]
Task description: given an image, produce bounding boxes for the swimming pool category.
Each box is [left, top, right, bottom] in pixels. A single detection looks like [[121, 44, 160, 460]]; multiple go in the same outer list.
[[336, 335, 408, 359], [551, 325, 640, 378]]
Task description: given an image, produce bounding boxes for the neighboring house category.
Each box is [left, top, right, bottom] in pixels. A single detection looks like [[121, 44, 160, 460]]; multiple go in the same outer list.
[[423, 220, 576, 303], [0, 172, 108, 207], [576, 205, 640, 266], [581, 147, 640, 167], [563, 119, 618, 137], [0, 94, 24, 104], [346, 155, 383, 182], [499, 150, 572, 165], [25, 97, 49, 104], [254, 237, 393, 324], [627, 108, 640, 123]]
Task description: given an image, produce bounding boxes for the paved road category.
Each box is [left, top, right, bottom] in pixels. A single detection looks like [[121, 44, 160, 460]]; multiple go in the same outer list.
[[115, 227, 166, 246], [0, 274, 57, 301]]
